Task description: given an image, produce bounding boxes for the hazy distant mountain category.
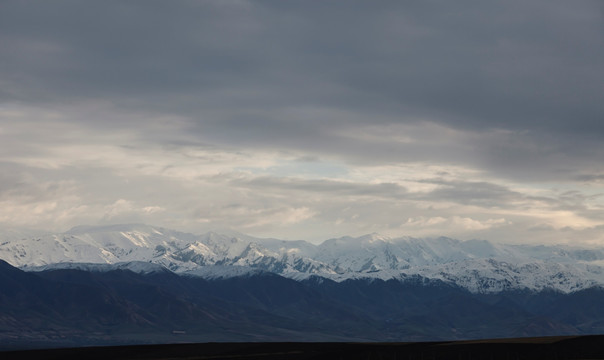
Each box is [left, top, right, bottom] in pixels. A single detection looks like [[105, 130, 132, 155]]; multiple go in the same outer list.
[[3, 223, 604, 293]]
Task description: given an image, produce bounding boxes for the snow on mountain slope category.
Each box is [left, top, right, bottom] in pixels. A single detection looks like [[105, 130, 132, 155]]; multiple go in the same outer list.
[[0, 224, 327, 274], [507, 244, 604, 263], [295, 257, 604, 294], [23, 261, 169, 274], [313, 234, 530, 273], [1, 224, 202, 271], [315, 233, 406, 273], [398, 258, 604, 293], [3, 224, 604, 293]]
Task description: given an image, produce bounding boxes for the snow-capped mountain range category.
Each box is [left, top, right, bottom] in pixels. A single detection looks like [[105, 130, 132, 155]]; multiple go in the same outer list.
[[2, 223, 604, 294]]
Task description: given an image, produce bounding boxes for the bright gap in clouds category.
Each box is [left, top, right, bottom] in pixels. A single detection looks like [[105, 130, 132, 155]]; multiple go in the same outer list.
[[1, 104, 604, 245]]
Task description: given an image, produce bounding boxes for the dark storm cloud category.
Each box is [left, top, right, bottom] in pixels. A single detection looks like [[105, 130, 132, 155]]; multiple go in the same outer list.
[[1, 0, 604, 182], [2, 0, 603, 126]]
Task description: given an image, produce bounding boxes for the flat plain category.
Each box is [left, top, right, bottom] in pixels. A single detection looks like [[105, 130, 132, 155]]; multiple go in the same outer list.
[[3, 335, 604, 360]]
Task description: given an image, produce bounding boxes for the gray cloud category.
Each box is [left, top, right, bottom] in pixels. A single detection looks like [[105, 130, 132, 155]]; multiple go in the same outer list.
[[2, 0, 602, 183], [227, 175, 408, 199], [415, 178, 521, 206], [3, 1, 603, 129], [1, 1, 604, 243]]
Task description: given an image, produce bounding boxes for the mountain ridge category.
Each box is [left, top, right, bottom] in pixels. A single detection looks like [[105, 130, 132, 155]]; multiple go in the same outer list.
[[3, 223, 604, 294], [3, 258, 602, 348]]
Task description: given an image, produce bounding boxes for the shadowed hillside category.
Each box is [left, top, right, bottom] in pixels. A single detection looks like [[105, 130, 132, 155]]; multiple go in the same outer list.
[[4, 259, 604, 349]]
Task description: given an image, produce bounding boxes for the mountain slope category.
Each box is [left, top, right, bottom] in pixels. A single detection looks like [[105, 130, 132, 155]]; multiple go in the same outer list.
[[2, 260, 599, 348], [3, 224, 604, 293]]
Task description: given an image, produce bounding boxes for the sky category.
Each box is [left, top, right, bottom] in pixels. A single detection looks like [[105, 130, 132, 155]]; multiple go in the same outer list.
[[1, 0, 604, 244]]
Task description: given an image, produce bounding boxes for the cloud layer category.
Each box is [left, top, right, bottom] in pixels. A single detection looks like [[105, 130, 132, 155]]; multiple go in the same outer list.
[[1, 0, 604, 243]]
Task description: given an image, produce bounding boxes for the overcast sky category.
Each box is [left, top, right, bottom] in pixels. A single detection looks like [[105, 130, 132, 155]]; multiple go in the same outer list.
[[1, 0, 604, 244]]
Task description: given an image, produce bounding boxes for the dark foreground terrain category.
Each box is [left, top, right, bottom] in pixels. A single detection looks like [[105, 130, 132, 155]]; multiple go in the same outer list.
[[4, 260, 604, 345], [3, 336, 604, 360]]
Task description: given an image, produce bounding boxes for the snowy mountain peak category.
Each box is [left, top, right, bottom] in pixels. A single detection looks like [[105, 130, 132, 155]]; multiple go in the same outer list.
[[3, 224, 604, 293], [359, 232, 391, 243], [322, 232, 391, 246]]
